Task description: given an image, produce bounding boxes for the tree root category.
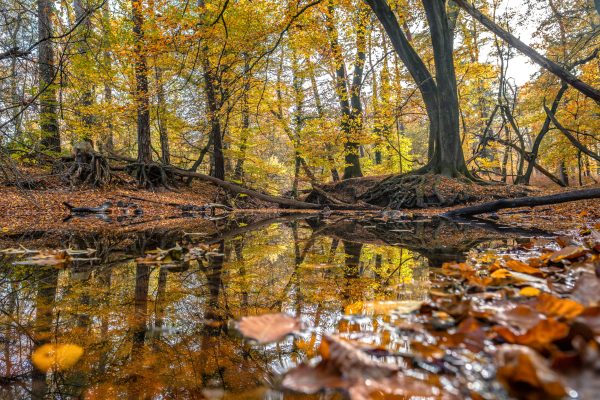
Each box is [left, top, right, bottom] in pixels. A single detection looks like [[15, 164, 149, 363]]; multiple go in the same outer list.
[[126, 162, 176, 189], [361, 172, 478, 209], [59, 151, 112, 187]]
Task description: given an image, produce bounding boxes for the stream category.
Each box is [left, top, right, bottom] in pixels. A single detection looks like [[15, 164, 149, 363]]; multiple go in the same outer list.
[[0, 214, 556, 399]]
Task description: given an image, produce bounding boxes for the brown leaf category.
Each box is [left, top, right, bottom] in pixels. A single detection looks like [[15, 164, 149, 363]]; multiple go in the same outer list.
[[281, 363, 349, 394], [496, 344, 568, 398], [237, 313, 301, 343], [494, 318, 569, 350], [534, 293, 585, 320], [549, 246, 588, 263], [504, 259, 545, 277], [571, 272, 600, 307]]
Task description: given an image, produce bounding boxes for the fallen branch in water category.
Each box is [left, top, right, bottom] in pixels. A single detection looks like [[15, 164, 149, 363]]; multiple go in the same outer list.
[[442, 188, 600, 218]]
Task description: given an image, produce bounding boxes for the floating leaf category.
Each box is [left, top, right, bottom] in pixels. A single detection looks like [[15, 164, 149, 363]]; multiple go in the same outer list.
[[490, 268, 511, 279], [31, 343, 84, 372], [237, 313, 300, 343], [494, 318, 569, 350]]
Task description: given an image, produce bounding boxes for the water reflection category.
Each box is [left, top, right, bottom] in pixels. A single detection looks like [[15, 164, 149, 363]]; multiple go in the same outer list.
[[0, 217, 542, 399]]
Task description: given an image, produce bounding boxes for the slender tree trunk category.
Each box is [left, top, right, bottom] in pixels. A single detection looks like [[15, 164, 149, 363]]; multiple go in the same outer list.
[[308, 60, 340, 181], [102, 0, 114, 153], [38, 0, 60, 152], [132, 0, 151, 163], [234, 54, 250, 181], [326, 1, 363, 180], [155, 67, 170, 164]]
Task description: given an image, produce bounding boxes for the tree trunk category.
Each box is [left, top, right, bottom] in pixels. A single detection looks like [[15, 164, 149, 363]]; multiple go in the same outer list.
[[132, 0, 151, 163], [38, 0, 60, 152], [155, 67, 170, 164], [365, 0, 468, 177], [234, 54, 250, 181], [326, 0, 363, 180]]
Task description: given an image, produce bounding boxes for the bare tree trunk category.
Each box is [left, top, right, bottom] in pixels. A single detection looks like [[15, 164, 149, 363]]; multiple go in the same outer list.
[[101, 0, 114, 153], [132, 0, 151, 163], [38, 0, 60, 152]]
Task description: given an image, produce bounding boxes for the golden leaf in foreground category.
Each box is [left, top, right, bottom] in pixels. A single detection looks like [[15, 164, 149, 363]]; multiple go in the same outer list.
[[31, 343, 84, 372], [237, 313, 301, 343]]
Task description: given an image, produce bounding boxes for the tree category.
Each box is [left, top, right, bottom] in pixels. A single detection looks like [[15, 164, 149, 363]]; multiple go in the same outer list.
[[131, 0, 152, 164], [38, 0, 60, 152], [365, 0, 468, 177]]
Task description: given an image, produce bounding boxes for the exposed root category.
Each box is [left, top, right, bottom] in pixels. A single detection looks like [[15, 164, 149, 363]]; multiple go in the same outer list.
[[126, 162, 176, 189], [361, 173, 534, 209], [59, 151, 112, 187]]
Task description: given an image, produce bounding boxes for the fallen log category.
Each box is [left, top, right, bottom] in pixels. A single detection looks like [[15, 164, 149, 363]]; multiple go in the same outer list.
[[165, 166, 323, 209], [443, 188, 600, 218]]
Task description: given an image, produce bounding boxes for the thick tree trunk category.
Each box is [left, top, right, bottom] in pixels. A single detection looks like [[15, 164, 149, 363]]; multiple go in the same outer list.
[[74, 0, 95, 137], [38, 0, 60, 152], [234, 55, 250, 181], [454, 0, 600, 103], [132, 0, 152, 163], [366, 0, 468, 177]]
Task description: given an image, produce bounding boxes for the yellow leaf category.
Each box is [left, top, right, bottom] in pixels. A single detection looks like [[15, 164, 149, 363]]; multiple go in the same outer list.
[[31, 343, 84, 372], [491, 269, 512, 279], [519, 287, 541, 297]]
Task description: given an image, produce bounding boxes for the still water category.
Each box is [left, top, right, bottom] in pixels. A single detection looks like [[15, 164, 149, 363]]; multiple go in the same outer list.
[[0, 215, 537, 399]]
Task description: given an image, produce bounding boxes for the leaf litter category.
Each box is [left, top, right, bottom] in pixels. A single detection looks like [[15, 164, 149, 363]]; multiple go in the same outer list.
[[235, 228, 600, 399]]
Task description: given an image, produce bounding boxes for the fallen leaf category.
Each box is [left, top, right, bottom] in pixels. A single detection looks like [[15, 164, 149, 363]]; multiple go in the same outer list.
[[496, 344, 568, 398], [519, 286, 541, 297], [534, 293, 585, 320], [494, 318, 569, 350], [31, 343, 84, 372], [549, 246, 587, 263], [237, 313, 301, 343], [504, 259, 545, 277], [281, 363, 348, 394]]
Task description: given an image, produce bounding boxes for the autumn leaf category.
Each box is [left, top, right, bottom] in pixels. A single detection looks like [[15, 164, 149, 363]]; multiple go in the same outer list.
[[519, 286, 541, 297], [533, 293, 585, 320], [236, 313, 301, 343], [31, 343, 84, 372], [549, 246, 587, 263], [496, 344, 568, 398], [494, 318, 569, 350], [504, 259, 545, 277]]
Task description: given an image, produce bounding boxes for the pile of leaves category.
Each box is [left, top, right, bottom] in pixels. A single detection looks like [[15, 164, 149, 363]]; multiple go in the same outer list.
[[236, 229, 600, 399]]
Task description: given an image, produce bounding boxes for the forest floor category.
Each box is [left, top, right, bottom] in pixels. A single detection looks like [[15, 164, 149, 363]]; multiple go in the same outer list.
[[0, 165, 598, 236]]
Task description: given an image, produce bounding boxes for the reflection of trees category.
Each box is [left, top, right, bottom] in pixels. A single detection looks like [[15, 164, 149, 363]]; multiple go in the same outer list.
[[313, 218, 547, 267], [31, 268, 58, 399], [0, 215, 548, 397]]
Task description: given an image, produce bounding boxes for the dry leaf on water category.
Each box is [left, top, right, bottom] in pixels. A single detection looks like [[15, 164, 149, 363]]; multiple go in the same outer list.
[[496, 344, 568, 398], [31, 343, 84, 372], [237, 313, 301, 343]]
